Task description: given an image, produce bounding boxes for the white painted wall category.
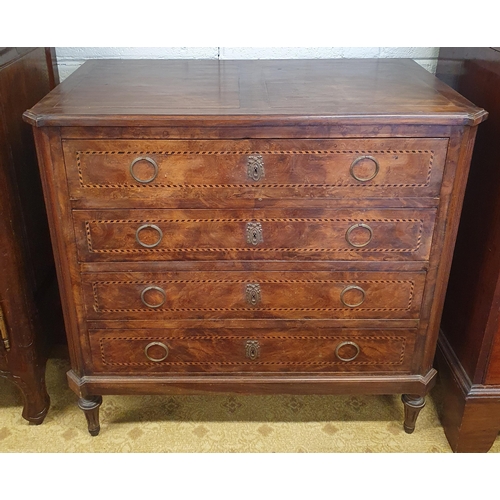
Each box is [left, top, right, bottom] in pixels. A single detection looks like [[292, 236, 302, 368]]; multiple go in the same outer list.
[[55, 47, 439, 81]]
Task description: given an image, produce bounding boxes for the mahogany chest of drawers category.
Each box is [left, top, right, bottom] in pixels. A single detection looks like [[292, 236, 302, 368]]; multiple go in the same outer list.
[[24, 59, 486, 436]]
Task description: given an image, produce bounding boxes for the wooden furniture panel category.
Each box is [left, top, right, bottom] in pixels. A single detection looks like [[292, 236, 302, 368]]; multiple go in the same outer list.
[[0, 47, 61, 424], [24, 58, 486, 436], [486, 322, 500, 384], [436, 47, 500, 452], [81, 270, 426, 321], [23, 59, 482, 126], [62, 138, 448, 205], [89, 328, 417, 374], [74, 208, 436, 262]]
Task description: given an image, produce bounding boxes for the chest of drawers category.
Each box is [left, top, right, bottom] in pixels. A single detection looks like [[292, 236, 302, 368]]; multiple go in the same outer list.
[[24, 59, 486, 436]]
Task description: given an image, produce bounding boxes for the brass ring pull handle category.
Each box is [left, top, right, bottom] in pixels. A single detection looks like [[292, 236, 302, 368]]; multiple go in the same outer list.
[[140, 286, 167, 309], [129, 156, 159, 184], [340, 285, 366, 308], [345, 223, 373, 248], [349, 155, 380, 182], [144, 341, 169, 362], [247, 155, 265, 181], [135, 224, 163, 248], [335, 341, 360, 362]]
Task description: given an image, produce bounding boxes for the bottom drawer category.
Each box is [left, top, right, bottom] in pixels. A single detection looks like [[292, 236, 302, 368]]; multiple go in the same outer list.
[[88, 328, 418, 374]]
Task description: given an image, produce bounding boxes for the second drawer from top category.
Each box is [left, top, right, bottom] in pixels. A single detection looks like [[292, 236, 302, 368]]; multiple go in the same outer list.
[[73, 208, 436, 262]]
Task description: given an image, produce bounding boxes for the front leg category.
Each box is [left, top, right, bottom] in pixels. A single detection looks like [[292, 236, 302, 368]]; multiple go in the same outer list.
[[402, 394, 426, 434], [78, 395, 103, 436]]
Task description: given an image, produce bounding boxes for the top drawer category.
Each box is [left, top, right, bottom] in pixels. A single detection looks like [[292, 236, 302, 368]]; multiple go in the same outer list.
[[62, 139, 448, 208]]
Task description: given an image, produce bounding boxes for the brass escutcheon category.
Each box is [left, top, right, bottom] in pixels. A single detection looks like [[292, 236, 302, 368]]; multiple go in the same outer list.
[[335, 341, 360, 362], [140, 286, 167, 309], [349, 155, 380, 182], [247, 155, 265, 181], [135, 224, 163, 248], [129, 156, 159, 184], [144, 341, 169, 362], [246, 222, 264, 246], [245, 284, 262, 306], [340, 285, 366, 308], [245, 340, 260, 360], [345, 223, 373, 248]]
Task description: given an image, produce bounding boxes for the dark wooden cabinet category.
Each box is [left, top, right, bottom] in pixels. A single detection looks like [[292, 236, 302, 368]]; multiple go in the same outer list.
[[435, 47, 500, 452], [24, 59, 486, 435], [0, 48, 62, 423]]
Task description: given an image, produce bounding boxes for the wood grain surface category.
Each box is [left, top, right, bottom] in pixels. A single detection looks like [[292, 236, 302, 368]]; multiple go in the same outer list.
[[24, 59, 487, 127], [435, 47, 500, 452], [24, 58, 486, 435], [0, 47, 60, 424]]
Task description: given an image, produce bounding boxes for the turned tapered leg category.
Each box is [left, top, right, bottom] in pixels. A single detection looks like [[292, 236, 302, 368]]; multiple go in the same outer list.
[[77, 395, 103, 436], [402, 394, 426, 434]]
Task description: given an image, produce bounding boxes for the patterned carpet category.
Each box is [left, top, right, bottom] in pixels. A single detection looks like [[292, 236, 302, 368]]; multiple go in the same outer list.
[[1, 347, 499, 452]]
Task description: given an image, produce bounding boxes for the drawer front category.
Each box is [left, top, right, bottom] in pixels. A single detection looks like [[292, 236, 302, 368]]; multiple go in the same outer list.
[[89, 328, 417, 374], [82, 270, 426, 320], [74, 208, 436, 262], [63, 138, 448, 207]]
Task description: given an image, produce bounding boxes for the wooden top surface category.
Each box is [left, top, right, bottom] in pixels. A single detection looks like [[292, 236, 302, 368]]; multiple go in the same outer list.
[[23, 58, 487, 127]]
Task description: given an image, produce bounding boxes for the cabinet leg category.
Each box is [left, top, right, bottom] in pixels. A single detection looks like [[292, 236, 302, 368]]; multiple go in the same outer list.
[[77, 396, 103, 436], [22, 379, 50, 425], [434, 337, 500, 452], [1, 366, 50, 424], [447, 405, 500, 453], [402, 394, 426, 434]]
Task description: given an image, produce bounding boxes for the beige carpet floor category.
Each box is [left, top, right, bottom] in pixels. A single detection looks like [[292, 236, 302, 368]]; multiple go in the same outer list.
[[1, 347, 499, 453]]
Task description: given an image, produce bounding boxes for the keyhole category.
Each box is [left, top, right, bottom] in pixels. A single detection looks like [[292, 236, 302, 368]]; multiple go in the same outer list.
[[251, 230, 259, 245], [247, 155, 264, 181], [246, 222, 263, 246], [245, 284, 262, 306], [249, 290, 258, 305], [248, 345, 258, 359], [245, 340, 260, 360]]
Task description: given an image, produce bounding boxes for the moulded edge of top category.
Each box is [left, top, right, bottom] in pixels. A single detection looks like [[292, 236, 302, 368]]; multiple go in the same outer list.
[[22, 109, 489, 128]]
